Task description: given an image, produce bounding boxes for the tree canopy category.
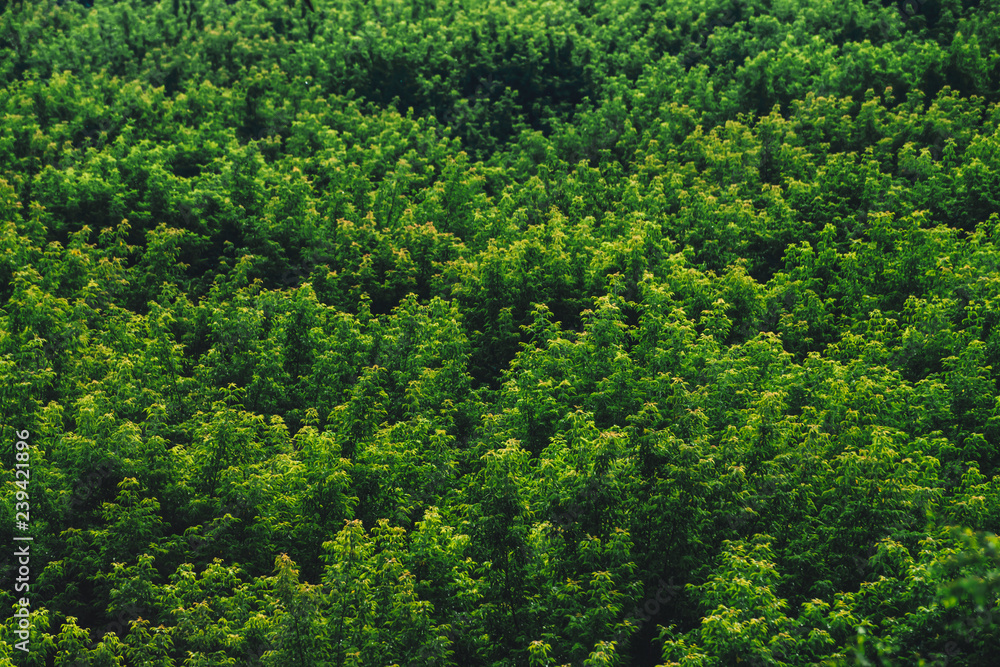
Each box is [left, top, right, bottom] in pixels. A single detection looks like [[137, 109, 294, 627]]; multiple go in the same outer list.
[[2, 0, 1000, 665]]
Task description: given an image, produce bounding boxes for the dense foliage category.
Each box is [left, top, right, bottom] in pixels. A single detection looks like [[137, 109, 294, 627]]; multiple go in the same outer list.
[[2, 0, 1000, 664]]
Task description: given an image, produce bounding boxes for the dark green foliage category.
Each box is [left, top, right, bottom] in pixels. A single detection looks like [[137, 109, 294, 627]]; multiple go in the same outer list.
[[3, 0, 1000, 665]]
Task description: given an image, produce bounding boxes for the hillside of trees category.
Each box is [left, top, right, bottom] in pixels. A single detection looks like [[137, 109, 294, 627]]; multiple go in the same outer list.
[[2, 0, 1000, 664]]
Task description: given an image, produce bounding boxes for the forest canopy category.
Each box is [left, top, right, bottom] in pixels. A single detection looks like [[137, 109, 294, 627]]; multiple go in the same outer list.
[[2, 0, 1000, 665]]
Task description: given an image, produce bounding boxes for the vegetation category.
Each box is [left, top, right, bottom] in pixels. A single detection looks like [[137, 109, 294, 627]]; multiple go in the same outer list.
[[2, 0, 1000, 664]]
